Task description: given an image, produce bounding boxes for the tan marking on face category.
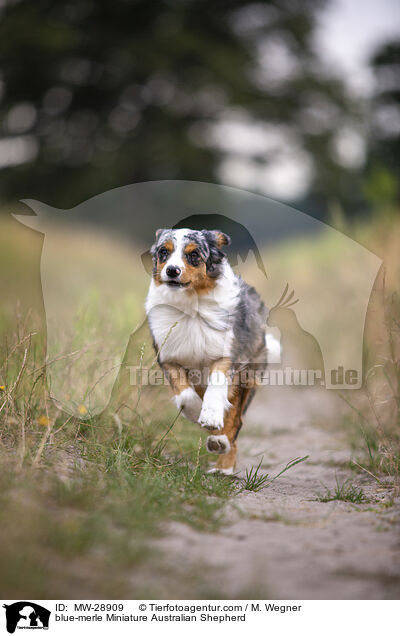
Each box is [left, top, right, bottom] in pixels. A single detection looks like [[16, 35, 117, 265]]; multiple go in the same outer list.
[[163, 240, 174, 252], [153, 261, 163, 286], [180, 243, 217, 293], [178, 260, 216, 293], [154, 238, 216, 293], [184, 242, 199, 254], [153, 240, 174, 286]]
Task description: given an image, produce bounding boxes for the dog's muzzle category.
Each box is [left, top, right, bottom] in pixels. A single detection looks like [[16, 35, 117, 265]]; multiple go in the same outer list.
[[164, 265, 189, 288]]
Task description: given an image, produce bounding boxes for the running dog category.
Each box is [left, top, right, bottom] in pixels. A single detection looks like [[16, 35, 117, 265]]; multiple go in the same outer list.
[[145, 227, 276, 474]]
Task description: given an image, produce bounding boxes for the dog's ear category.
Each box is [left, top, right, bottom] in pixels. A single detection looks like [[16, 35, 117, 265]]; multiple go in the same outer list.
[[151, 229, 166, 260], [213, 231, 231, 247], [155, 228, 166, 241], [150, 229, 165, 261], [202, 229, 230, 277]]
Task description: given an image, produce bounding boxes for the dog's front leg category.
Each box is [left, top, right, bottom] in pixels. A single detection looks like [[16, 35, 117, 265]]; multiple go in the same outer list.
[[206, 386, 253, 475], [198, 358, 231, 431], [163, 362, 202, 423]]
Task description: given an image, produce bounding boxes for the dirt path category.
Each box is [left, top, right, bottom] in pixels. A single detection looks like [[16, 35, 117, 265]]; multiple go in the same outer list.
[[156, 388, 400, 599]]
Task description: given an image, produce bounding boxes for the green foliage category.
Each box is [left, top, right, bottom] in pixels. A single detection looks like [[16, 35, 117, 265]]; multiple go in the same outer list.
[[240, 455, 309, 492], [317, 478, 366, 504], [368, 39, 400, 189], [363, 165, 398, 211], [0, 0, 355, 214], [0, 312, 238, 598]]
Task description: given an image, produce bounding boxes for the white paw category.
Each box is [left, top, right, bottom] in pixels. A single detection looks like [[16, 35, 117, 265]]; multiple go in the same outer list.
[[206, 434, 231, 455], [174, 387, 202, 423], [198, 403, 224, 431], [207, 466, 234, 476]]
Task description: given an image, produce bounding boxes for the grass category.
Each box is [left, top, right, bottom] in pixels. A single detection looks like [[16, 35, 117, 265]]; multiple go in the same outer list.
[[0, 309, 310, 597], [1, 210, 400, 598], [0, 415, 237, 598], [0, 321, 312, 598], [0, 314, 238, 598], [240, 455, 309, 492], [241, 210, 400, 484], [345, 229, 400, 482], [317, 478, 367, 504]]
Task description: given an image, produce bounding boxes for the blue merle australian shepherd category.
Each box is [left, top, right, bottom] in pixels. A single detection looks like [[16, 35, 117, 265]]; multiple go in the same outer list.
[[146, 228, 278, 475]]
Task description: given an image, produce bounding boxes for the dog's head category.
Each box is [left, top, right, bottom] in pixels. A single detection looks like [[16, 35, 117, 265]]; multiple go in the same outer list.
[[150, 228, 231, 292]]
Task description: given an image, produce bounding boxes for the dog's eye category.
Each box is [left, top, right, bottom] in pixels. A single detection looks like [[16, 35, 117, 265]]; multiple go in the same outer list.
[[187, 250, 200, 266], [158, 247, 169, 262]]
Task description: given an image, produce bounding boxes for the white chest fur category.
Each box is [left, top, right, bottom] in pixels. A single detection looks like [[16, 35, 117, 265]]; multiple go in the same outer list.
[[145, 264, 239, 368]]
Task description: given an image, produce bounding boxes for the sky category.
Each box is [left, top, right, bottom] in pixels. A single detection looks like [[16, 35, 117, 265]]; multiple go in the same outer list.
[[316, 0, 400, 96]]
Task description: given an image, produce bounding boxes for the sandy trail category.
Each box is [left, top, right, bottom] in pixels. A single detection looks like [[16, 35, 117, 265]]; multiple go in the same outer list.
[[156, 388, 400, 599]]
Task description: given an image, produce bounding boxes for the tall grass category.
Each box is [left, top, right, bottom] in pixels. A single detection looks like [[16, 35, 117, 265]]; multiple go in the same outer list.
[[0, 318, 238, 598], [1, 210, 399, 599], [339, 217, 400, 482], [238, 209, 400, 483], [0, 214, 238, 597]]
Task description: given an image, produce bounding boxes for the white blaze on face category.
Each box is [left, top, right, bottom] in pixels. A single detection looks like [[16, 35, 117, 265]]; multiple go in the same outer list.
[[161, 228, 190, 282]]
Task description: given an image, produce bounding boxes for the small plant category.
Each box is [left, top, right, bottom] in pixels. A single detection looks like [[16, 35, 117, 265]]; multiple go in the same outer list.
[[317, 477, 366, 503], [240, 455, 309, 493]]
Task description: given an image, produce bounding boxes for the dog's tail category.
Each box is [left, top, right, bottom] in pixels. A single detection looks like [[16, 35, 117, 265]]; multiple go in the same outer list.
[[265, 333, 281, 364]]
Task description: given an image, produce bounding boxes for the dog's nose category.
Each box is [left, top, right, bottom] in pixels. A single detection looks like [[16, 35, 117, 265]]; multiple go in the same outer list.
[[166, 265, 181, 278]]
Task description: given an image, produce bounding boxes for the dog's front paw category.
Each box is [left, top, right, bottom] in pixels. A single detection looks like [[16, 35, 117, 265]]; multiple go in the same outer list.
[[206, 434, 231, 454], [198, 403, 224, 431], [174, 387, 202, 423], [207, 466, 234, 475]]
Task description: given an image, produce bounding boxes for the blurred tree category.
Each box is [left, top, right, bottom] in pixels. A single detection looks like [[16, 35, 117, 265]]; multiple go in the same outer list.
[[0, 0, 357, 218], [366, 39, 400, 207]]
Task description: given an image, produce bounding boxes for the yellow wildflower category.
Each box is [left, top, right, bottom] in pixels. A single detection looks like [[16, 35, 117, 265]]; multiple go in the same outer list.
[[0, 385, 5, 391], [38, 415, 50, 426], [77, 404, 88, 415]]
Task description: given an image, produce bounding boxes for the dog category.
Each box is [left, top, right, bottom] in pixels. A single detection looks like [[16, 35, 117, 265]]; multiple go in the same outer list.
[[145, 227, 275, 474]]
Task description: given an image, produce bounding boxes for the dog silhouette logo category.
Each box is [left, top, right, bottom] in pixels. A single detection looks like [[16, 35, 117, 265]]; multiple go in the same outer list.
[[267, 284, 325, 377], [13, 180, 382, 412], [3, 602, 50, 634]]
